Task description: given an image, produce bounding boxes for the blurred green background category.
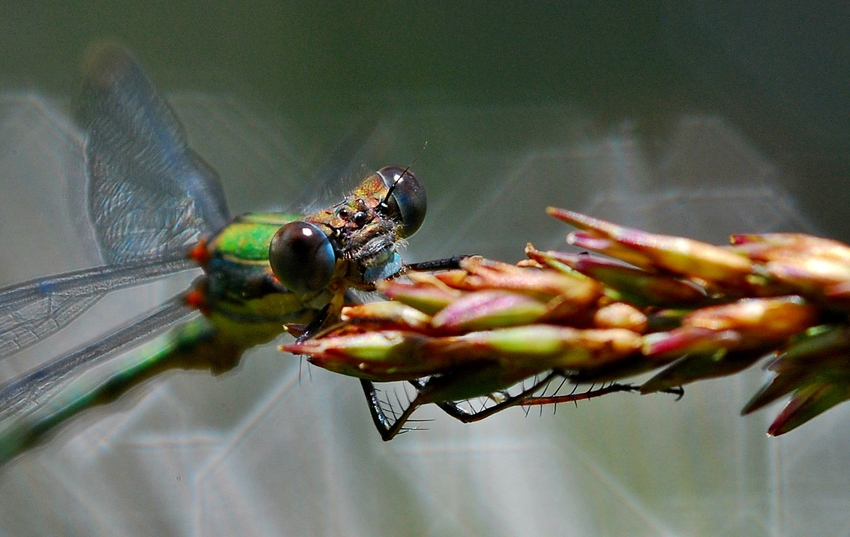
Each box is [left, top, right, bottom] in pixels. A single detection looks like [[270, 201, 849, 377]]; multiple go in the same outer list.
[[2, 2, 844, 237]]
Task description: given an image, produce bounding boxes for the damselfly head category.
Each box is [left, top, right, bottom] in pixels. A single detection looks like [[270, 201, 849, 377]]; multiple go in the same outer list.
[[269, 167, 427, 295]]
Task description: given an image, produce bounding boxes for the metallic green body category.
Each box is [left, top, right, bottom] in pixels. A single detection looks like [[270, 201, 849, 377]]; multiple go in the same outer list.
[[198, 212, 326, 357], [0, 166, 413, 457], [211, 213, 300, 261]]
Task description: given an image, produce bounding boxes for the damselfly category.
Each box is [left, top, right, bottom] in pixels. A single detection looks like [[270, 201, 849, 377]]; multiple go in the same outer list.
[[0, 44, 436, 456]]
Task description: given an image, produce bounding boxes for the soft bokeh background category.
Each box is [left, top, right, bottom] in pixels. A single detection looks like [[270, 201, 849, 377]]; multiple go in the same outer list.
[[0, 2, 848, 536]]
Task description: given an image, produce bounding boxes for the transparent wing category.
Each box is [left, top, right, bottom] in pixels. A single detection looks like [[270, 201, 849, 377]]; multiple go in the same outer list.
[[76, 44, 231, 264], [0, 257, 196, 360], [0, 45, 234, 361], [0, 294, 200, 424]]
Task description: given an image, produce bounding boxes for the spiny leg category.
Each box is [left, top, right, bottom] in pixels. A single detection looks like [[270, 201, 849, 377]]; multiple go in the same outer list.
[[361, 372, 637, 440], [361, 379, 428, 441], [406, 255, 472, 272], [360, 371, 680, 440], [431, 372, 561, 424], [519, 382, 640, 408], [431, 373, 667, 423], [292, 303, 332, 342], [358, 373, 554, 440], [520, 375, 684, 407]]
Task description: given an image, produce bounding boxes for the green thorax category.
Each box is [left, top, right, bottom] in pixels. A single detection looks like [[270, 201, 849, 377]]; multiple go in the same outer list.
[[209, 212, 301, 262], [195, 212, 324, 350]]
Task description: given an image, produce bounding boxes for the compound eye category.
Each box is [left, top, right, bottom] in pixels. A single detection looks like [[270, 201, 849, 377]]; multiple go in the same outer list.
[[269, 221, 335, 294], [377, 166, 427, 238]]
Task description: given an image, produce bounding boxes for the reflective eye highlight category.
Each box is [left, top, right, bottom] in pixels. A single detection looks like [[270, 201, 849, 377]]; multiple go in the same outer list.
[[269, 221, 336, 294], [377, 166, 427, 238]]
